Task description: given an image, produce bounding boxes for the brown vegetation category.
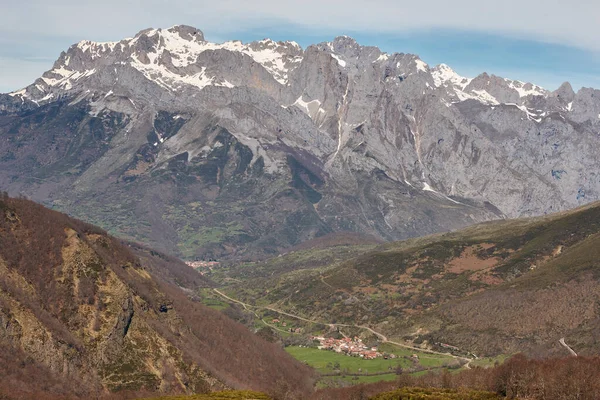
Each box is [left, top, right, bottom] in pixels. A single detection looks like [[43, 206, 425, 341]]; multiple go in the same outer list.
[[312, 354, 600, 400], [232, 201, 600, 357], [446, 244, 498, 274], [126, 240, 214, 290], [369, 387, 500, 400], [287, 232, 384, 252], [139, 391, 272, 400], [0, 195, 314, 399]]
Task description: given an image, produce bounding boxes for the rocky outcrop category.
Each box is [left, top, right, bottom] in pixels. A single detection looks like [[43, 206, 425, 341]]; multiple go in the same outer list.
[[1, 25, 599, 260], [0, 197, 314, 398]]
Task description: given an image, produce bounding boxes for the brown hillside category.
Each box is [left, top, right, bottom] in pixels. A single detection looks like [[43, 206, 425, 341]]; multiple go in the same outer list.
[[125, 240, 213, 290], [0, 195, 314, 399], [229, 201, 600, 357], [312, 354, 600, 399]]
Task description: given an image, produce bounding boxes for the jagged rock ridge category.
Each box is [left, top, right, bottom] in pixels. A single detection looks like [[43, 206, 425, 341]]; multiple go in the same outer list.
[[1, 25, 599, 260]]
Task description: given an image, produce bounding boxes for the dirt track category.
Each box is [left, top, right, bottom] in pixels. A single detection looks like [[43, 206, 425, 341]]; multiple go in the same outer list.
[[212, 288, 472, 368]]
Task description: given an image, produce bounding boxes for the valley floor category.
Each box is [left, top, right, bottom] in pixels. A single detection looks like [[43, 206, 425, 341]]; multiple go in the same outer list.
[[205, 287, 472, 388]]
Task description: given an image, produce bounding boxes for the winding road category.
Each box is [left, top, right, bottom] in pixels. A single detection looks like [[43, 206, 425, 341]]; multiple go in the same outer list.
[[559, 338, 577, 357], [212, 288, 472, 368]]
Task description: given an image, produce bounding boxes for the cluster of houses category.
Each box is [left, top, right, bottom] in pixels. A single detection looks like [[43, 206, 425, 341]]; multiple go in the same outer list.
[[438, 343, 460, 351], [185, 260, 220, 274], [312, 336, 397, 360], [271, 319, 303, 333]]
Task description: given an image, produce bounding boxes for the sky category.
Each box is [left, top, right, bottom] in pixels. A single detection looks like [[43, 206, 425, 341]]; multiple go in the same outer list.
[[2, 0, 600, 93]]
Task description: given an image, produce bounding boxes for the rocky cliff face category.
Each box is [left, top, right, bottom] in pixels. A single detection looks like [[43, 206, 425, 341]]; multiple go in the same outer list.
[[1, 25, 599, 260], [0, 196, 314, 399]]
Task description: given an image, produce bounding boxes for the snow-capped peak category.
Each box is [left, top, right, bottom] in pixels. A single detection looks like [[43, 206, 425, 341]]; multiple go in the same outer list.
[[431, 64, 471, 89], [504, 78, 548, 98], [17, 25, 305, 100], [7, 27, 558, 115], [127, 27, 304, 85], [414, 58, 428, 73], [431, 64, 549, 107]]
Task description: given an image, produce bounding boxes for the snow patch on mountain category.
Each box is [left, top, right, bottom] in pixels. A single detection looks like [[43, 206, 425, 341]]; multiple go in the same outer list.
[[75, 40, 121, 62], [143, 28, 302, 85], [431, 64, 547, 107], [129, 55, 233, 91], [505, 78, 547, 98], [505, 103, 546, 122], [469, 89, 500, 105], [8, 89, 27, 97], [6, 24, 559, 120], [422, 182, 435, 192], [431, 64, 472, 89], [414, 59, 428, 73], [41, 68, 97, 90], [293, 96, 327, 121], [432, 65, 500, 105], [423, 182, 464, 205], [331, 54, 346, 67], [31, 25, 303, 96]]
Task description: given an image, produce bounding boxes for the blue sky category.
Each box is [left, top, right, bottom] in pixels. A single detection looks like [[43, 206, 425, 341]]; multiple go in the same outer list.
[[2, 0, 600, 93]]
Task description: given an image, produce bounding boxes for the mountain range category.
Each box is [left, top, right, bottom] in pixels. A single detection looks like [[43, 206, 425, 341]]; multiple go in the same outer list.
[[1, 25, 600, 260]]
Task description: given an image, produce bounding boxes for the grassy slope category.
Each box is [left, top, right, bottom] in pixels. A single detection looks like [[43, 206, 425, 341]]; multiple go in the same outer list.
[[225, 201, 600, 357], [285, 346, 451, 375]]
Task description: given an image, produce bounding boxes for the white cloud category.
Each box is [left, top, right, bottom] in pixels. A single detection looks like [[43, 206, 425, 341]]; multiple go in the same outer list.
[[1, 0, 599, 51]]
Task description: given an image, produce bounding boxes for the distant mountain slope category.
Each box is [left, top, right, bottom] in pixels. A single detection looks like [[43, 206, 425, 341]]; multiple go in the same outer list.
[[125, 240, 213, 290], [230, 201, 600, 357], [2, 25, 600, 260], [0, 195, 314, 399]]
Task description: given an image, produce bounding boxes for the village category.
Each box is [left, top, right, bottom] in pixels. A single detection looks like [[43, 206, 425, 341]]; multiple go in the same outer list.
[[312, 336, 398, 360], [186, 260, 220, 274]]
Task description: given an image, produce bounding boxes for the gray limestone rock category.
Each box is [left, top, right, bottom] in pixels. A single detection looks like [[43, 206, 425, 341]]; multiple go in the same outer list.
[[1, 25, 599, 259]]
